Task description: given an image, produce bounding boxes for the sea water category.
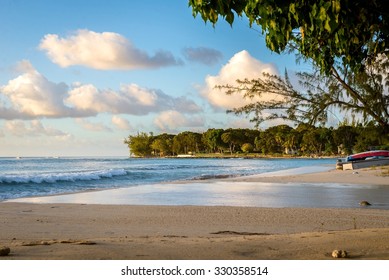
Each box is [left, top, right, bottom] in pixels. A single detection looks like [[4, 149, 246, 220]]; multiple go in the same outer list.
[[1, 157, 388, 209], [0, 157, 332, 200]]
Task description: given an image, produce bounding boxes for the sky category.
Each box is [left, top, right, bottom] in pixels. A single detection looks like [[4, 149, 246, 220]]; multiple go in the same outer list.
[[0, 0, 309, 157]]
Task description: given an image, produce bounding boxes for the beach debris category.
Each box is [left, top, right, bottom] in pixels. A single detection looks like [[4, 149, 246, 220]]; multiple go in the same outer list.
[[163, 235, 188, 238], [211, 230, 269, 236], [21, 239, 97, 246], [332, 249, 348, 258], [0, 246, 11, 256], [75, 240, 97, 245], [60, 239, 97, 245], [21, 240, 55, 246], [359, 201, 372, 206]]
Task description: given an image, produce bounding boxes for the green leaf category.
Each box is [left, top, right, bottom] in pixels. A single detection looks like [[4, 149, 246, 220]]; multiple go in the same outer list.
[[289, 3, 296, 14], [334, 33, 339, 44], [319, 6, 327, 21], [209, 8, 218, 24], [269, 19, 276, 30], [226, 11, 234, 25], [324, 19, 331, 32], [332, 0, 341, 13]]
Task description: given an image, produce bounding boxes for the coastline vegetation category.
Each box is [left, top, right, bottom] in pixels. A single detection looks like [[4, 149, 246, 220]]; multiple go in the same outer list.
[[125, 123, 389, 158]]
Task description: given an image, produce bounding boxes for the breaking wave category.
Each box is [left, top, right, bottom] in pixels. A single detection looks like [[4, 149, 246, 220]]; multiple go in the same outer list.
[[0, 169, 127, 184]]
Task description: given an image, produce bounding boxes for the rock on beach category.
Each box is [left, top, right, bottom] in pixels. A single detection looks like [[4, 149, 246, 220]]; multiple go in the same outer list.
[[0, 246, 11, 256]]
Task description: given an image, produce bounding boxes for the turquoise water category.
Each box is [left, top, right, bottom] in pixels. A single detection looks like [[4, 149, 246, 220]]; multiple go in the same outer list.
[[0, 157, 334, 201]]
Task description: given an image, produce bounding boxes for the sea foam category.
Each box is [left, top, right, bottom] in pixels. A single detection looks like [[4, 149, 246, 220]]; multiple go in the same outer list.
[[0, 168, 127, 184]]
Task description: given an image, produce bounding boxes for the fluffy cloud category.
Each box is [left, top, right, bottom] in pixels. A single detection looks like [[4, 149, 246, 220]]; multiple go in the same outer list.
[[182, 47, 223, 66], [0, 61, 201, 120], [154, 110, 204, 132], [39, 29, 183, 70], [67, 83, 202, 115], [111, 116, 132, 130], [0, 61, 82, 119], [200, 50, 279, 110]]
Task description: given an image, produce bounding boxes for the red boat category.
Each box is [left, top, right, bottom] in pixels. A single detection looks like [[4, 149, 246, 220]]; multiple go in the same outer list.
[[346, 150, 389, 162]]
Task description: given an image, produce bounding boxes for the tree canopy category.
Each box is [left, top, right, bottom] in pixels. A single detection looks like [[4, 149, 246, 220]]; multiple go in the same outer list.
[[189, 0, 389, 73], [125, 124, 389, 157], [189, 0, 389, 133]]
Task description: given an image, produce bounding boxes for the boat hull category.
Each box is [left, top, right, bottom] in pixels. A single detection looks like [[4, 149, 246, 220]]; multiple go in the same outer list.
[[346, 150, 389, 162]]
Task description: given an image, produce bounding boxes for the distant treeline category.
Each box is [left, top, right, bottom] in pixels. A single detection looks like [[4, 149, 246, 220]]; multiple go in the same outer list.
[[124, 124, 389, 157]]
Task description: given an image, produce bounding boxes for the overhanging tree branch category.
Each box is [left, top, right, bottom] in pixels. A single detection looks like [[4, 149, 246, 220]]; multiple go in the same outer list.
[[216, 65, 389, 132]]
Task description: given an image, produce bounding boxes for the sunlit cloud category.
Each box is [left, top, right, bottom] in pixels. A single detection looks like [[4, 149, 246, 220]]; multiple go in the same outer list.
[[0, 61, 82, 119], [182, 47, 223, 66], [111, 116, 132, 130], [67, 83, 202, 115], [154, 110, 204, 132], [200, 50, 279, 110], [0, 61, 201, 120], [39, 29, 183, 70]]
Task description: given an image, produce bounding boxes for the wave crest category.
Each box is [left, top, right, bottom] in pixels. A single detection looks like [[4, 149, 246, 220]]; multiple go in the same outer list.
[[0, 169, 127, 184]]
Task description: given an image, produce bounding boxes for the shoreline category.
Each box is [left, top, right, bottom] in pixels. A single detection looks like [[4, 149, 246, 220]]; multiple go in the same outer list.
[[6, 165, 388, 208], [1, 166, 388, 260]]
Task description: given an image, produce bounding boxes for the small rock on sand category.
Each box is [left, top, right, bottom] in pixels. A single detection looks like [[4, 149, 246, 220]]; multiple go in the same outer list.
[[0, 246, 11, 256], [359, 201, 371, 206], [332, 249, 348, 258]]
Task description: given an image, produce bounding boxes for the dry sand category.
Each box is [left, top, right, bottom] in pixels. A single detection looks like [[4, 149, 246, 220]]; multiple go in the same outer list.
[[1, 167, 388, 260]]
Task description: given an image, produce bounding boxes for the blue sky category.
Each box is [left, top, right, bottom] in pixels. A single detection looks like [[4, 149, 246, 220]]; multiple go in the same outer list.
[[0, 0, 307, 157]]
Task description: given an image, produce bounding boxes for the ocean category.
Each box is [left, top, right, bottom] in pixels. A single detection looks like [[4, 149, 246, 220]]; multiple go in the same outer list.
[[1, 157, 388, 209]]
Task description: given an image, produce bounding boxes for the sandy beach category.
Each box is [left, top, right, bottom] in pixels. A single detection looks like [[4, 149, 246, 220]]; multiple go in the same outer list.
[[1, 167, 388, 260]]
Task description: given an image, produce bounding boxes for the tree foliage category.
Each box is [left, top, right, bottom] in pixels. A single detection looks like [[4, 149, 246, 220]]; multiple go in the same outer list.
[[189, 0, 389, 73], [173, 131, 204, 154], [219, 59, 389, 132], [125, 124, 388, 157], [189, 0, 389, 133], [201, 128, 226, 153], [150, 133, 174, 157], [124, 132, 153, 157]]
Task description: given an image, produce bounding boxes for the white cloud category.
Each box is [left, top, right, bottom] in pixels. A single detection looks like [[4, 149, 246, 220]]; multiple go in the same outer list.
[[4, 120, 71, 138], [200, 50, 279, 110], [39, 29, 183, 70], [112, 116, 132, 130], [154, 110, 204, 132], [0, 61, 201, 120], [67, 83, 201, 116], [0, 61, 80, 119]]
